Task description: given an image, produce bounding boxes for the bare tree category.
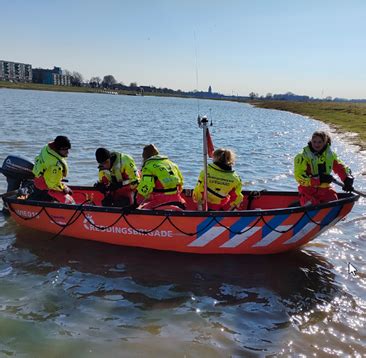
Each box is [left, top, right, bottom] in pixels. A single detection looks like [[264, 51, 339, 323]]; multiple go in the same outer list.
[[70, 71, 84, 86], [90, 76, 101, 88], [102, 75, 117, 88], [249, 92, 258, 100]]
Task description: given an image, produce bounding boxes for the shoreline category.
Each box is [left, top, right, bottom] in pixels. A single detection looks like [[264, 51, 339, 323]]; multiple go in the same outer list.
[[250, 100, 366, 151], [0, 81, 232, 101]]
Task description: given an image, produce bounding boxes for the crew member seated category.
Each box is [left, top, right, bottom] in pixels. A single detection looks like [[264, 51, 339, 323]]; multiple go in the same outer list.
[[136, 144, 185, 210], [193, 148, 243, 210], [294, 131, 354, 206], [95, 147, 140, 207], [31, 135, 74, 204]]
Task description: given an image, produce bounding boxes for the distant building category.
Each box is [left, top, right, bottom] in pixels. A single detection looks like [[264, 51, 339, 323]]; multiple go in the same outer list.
[[208, 85, 212, 94], [0, 60, 32, 82], [32, 66, 71, 86]]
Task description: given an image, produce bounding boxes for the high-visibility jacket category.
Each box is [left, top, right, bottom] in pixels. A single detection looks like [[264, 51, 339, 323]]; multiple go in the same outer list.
[[193, 163, 243, 208], [294, 144, 350, 188], [98, 152, 140, 188], [137, 155, 184, 198], [32, 144, 68, 191]]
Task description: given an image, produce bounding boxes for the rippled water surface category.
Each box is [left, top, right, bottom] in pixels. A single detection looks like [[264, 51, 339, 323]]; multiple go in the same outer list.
[[0, 89, 365, 357]]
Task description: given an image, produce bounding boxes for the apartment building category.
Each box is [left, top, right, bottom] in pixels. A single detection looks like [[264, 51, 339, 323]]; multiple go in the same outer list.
[[32, 66, 71, 86], [0, 60, 32, 82]]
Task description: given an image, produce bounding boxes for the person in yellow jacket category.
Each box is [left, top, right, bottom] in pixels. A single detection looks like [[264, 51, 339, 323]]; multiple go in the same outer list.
[[31, 136, 74, 204], [193, 148, 243, 211], [95, 147, 140, 207], [136, 144, 185, 210], [294, 131, 354, 206]]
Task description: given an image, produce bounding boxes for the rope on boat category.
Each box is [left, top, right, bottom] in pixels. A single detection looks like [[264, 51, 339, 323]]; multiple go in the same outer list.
[[9, 205, 45, 220], [122, 213, 170, 234], [42, 202, 87, 229], [304, 205, 343, 226], [260, 213, 307, 234], [8, 200, 87, 240], [7, 199, 339, 238], [212, 215, 263, 235], [81, 211, 125, 231], [49, 201, 88, 239], [167, 216, 217, 236]]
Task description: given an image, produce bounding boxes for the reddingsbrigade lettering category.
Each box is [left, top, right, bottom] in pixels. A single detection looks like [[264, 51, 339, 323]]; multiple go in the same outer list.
[[84, 220, 172, 237]]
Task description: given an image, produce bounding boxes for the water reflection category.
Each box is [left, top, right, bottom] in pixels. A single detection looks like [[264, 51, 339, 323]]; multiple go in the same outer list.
[[13, 230, 336, 300], [8, 228, 343, 354]]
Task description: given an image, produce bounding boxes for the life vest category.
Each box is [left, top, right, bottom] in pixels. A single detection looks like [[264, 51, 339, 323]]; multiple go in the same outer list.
[[294, 144, 350, 188], [137, 155, 184, 198], [32, 144, 68, 191], [193, 163, 243, 208], [98, 152, 139, 187]]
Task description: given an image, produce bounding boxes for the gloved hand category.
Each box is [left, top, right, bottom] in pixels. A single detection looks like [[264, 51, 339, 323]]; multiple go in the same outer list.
[[319, 173, 334, 184], [109, 182, 123, 191], [63, 186, 73, 195], [342, 176, 354, 192]]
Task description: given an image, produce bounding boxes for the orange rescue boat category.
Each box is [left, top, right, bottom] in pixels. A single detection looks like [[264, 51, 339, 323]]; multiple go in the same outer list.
[[3, 186, 358, 254]]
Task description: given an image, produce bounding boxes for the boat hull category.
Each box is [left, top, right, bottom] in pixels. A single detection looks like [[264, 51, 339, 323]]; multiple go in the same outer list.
[[4, 188, 358, 254]]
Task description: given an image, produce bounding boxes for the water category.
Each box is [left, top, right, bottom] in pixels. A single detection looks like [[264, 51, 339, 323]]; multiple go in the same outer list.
[[0, 89, 365, 356]]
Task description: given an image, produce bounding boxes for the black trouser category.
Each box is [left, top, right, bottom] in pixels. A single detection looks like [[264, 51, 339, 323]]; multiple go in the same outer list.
[[28, 188, 54, 202], [101, 194, 131, 208]]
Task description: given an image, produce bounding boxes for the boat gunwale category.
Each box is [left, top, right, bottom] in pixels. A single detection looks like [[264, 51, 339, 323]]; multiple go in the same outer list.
[[3, 187, 359, 218]]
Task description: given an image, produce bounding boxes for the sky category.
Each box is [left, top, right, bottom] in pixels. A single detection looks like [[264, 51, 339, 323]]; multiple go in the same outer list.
[[2, 0, 366, 99]]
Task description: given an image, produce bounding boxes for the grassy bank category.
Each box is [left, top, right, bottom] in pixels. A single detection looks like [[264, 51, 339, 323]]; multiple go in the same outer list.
[[0, 81, 201, 99], [0, 80, 144, 96], [251, 100, 366, 149], [0, 80, 99, 93]]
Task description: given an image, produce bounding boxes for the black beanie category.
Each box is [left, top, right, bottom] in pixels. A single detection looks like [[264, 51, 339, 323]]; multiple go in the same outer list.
[[95, 148, 111, 163], [54, 136, 71, 150]]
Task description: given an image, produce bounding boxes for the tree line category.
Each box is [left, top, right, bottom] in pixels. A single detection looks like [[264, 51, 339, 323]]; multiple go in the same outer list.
[[62, 70, 242, 99], [64, 70, 138, 89]]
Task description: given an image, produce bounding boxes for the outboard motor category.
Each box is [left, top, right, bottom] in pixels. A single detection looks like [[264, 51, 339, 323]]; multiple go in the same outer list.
[[0, 156, 34, 208]]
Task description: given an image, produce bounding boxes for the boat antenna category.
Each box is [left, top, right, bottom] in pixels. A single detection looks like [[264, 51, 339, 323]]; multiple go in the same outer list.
[[194, 32, 200, 116], [198, 115, 209, 211], [194, 32, 210, 211]]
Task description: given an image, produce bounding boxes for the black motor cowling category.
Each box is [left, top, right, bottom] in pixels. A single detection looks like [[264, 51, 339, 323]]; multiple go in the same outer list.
[[0, 155, 34, 192]]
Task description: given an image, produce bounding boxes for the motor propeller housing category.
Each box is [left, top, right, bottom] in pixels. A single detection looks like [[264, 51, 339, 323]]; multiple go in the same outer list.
[[0, 155, 34, 192]]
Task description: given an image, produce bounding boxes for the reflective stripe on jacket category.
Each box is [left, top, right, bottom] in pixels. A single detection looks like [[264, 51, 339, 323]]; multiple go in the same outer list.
[[32, 144, 68, 191], [137, 155, 184, 198], [98, 152, 140, 187], [193, 163, 243, 208], [294, 144, 350, 188]]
